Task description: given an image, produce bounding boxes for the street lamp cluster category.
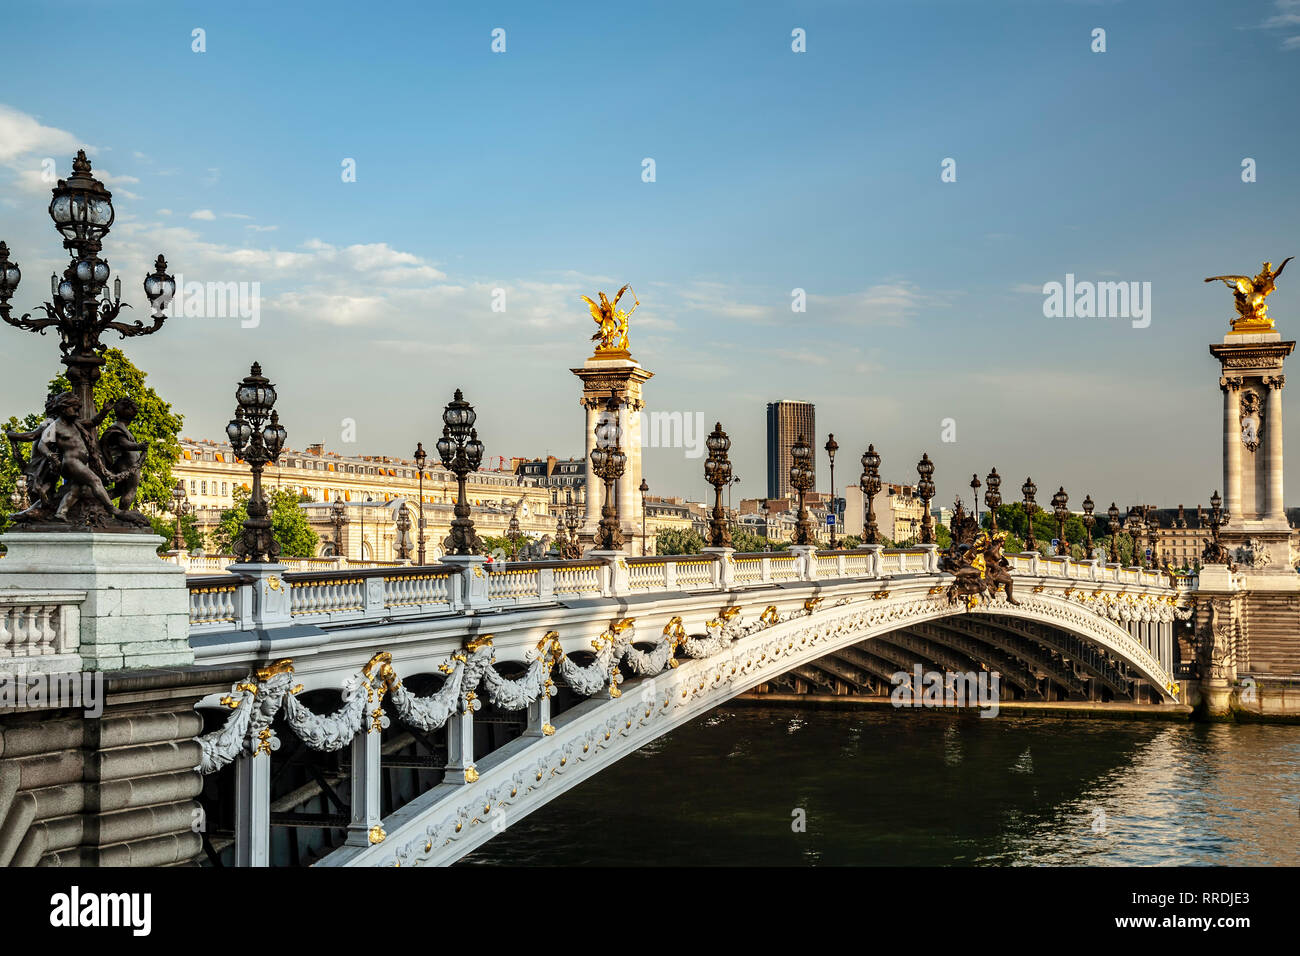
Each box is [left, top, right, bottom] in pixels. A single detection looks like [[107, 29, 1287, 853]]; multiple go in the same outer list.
[[704, 422, 733, 548], [1, 150, 177, 529], [788, 434, 816, 545], [590, 394, 626, 551]]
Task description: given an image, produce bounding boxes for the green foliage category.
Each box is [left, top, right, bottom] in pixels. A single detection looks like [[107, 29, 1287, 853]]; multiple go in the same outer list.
[[729, 526, 788, 553], [0, 411, 42, 536], [211, 487, 319, 558], [482, 532, 529, 560], [149, 511, 204, 555], [45, 348, 184, 511], [655, 527, 705, 556]]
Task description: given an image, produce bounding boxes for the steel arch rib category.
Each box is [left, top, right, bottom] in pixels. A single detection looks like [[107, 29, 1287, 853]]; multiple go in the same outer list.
[[318, 586, 1176, 868]]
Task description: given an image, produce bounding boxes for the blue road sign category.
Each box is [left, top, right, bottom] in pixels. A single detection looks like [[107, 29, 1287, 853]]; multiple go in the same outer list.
[[827, 514, 836, 527]]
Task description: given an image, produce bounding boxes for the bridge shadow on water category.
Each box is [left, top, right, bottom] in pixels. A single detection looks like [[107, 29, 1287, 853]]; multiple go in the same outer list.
[[457, 708, 1300, 867]]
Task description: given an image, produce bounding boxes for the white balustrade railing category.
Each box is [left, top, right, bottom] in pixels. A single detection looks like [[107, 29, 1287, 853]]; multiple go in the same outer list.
[[486, 567, 542, 601], [384, 571, 453, 609], [553, 562, 602, 596], [290, 576, 366, 617], [627, 560, 668, 590], [674, 559, 714, 588], [0, 592, 83, 660], [185, 548, 1183, 631], [189, 579, 240, 628]]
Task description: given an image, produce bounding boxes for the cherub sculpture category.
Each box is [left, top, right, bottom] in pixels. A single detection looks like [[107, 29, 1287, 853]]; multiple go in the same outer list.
[[581, 284, 638, 352], [1205, 258, 1293, 331]]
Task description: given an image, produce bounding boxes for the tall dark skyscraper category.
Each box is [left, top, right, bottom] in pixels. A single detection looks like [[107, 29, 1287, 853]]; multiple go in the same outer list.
[[766, 400, 816, 500]]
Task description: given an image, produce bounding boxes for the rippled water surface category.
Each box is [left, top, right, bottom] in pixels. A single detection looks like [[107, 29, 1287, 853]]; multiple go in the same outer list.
[[460, 708, 1300, 866]]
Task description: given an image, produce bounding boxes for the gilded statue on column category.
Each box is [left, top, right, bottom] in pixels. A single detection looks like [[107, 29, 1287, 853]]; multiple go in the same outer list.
[[1205, 258, 1293, 332], [581, 285, 638, 353]]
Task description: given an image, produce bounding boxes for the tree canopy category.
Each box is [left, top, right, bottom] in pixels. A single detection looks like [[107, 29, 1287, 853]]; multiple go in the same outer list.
[[211, 488, 319, 557]]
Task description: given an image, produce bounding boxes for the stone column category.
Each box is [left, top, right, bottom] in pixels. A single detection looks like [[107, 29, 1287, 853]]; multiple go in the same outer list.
[[1266, 378, 1285, 521], [582, 400, 601, 533], [1223, 379, 1242, 524]]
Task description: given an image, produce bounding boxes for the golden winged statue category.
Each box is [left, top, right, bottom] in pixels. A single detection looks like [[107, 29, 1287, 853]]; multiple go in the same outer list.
[[581, 284, 637, 353], [1205, 258, 1293, 332]]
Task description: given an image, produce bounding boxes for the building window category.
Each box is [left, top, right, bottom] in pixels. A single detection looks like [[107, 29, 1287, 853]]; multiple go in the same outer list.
[[222, 482, 227, 496]]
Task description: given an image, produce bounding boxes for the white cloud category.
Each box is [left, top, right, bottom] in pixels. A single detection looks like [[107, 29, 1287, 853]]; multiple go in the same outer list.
[[0, 104, 79, 163], [190, 209, 216, 221]]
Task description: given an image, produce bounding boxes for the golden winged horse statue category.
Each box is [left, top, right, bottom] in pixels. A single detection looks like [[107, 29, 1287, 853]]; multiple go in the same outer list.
[[581, 284, 638, 352], [1205, 258, 1293, 332]]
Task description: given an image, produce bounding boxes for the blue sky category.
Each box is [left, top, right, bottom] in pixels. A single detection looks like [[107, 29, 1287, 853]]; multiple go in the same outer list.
[[1, 0, 1299, 510]]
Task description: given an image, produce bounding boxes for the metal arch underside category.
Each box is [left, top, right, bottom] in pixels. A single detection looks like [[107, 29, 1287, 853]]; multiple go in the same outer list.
[[318, 589, 1177, 868]]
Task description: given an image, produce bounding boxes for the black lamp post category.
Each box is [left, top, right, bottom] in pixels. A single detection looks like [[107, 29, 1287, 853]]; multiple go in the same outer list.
[[1082, 494, 1096, 559], [437, 389, 485, 556], [825, 434, 839, 547], [789, 434, 815, 545], [564, 488, 582, 558], [1124, 508, 1145, 568], [396, 505, 413, 560], [1022, 477, 1038, 552], [917, 454, 936, 544], [361, 495, 374, 561], [171, 479, 191, 552], [413, 441, 427, 564], [1201, 490, 1229, 565], [1107, 502, 1121, 563], [704, 422, 733, 548], [1050, 486, 1069, 557], [590, 394, 626, 551], [330, 500, 348, 558], [226, 363, 287, 563], [0, 150, 176, 529], [1147, 510, 1161, 567], [639, 476, 649, 554], [970, 473, 982, 527], [860, 444, 881, 545], [984, 467, 1001, 533]]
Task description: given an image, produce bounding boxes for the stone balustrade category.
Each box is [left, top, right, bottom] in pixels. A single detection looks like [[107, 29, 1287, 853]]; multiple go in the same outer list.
[[0, 590, 85, 672], [185, 547, 1173, 633]]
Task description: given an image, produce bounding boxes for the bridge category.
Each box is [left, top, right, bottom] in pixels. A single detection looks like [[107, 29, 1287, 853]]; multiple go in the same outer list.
[[179, 545, 1184, 866]]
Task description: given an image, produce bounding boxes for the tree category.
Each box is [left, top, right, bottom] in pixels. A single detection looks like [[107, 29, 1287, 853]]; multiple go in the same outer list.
[[211, 488, 319, 557], [149, 511, 204, 554], [482, 533, 529, 560], [729, 526, 786, 553], [655, 527, 705, 555]]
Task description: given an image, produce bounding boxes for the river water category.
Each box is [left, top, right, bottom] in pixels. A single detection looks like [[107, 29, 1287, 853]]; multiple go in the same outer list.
[[460, 707, 1300, 866]]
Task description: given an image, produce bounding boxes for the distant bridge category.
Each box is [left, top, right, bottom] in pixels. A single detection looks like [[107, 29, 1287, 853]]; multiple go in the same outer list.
[[184, 546, 1186, 866]]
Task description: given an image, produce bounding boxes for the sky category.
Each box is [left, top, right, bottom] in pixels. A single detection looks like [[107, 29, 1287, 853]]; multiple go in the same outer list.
[[1, 0, 1299, 512]]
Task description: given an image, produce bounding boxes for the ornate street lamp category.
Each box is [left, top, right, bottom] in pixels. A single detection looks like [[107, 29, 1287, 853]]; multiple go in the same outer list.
[[170, 479, 192, 552], [1081, 494, 1096, 559], [916, 454, 936, 544], [1021, 477, 1038, 552], [704, 422, 733, 548], [590, 393, 626, 551], [361, 495, 374, 561], [984, 468, 1001, 532], [563, 488, 582, 559], [859, 444, 881, 545], [0, 151, 176, 529], [970, 473, 981, 527], [1201, 490, 1229, 565], [1050, 486, 1069, 556], [226, 363, 287, 563], [413, 441, 427, 564], [396, 505, 413, 561], [1107, 502, 1121, 563], [825, 434, 839, 547], [1146, 509, 1161, 567], [639, 477, 649, 555], [330, 500, 348, 558], [1124, 508, 1145, 569], [789, 434, 815, 545], [437, 388, 485, 556]]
